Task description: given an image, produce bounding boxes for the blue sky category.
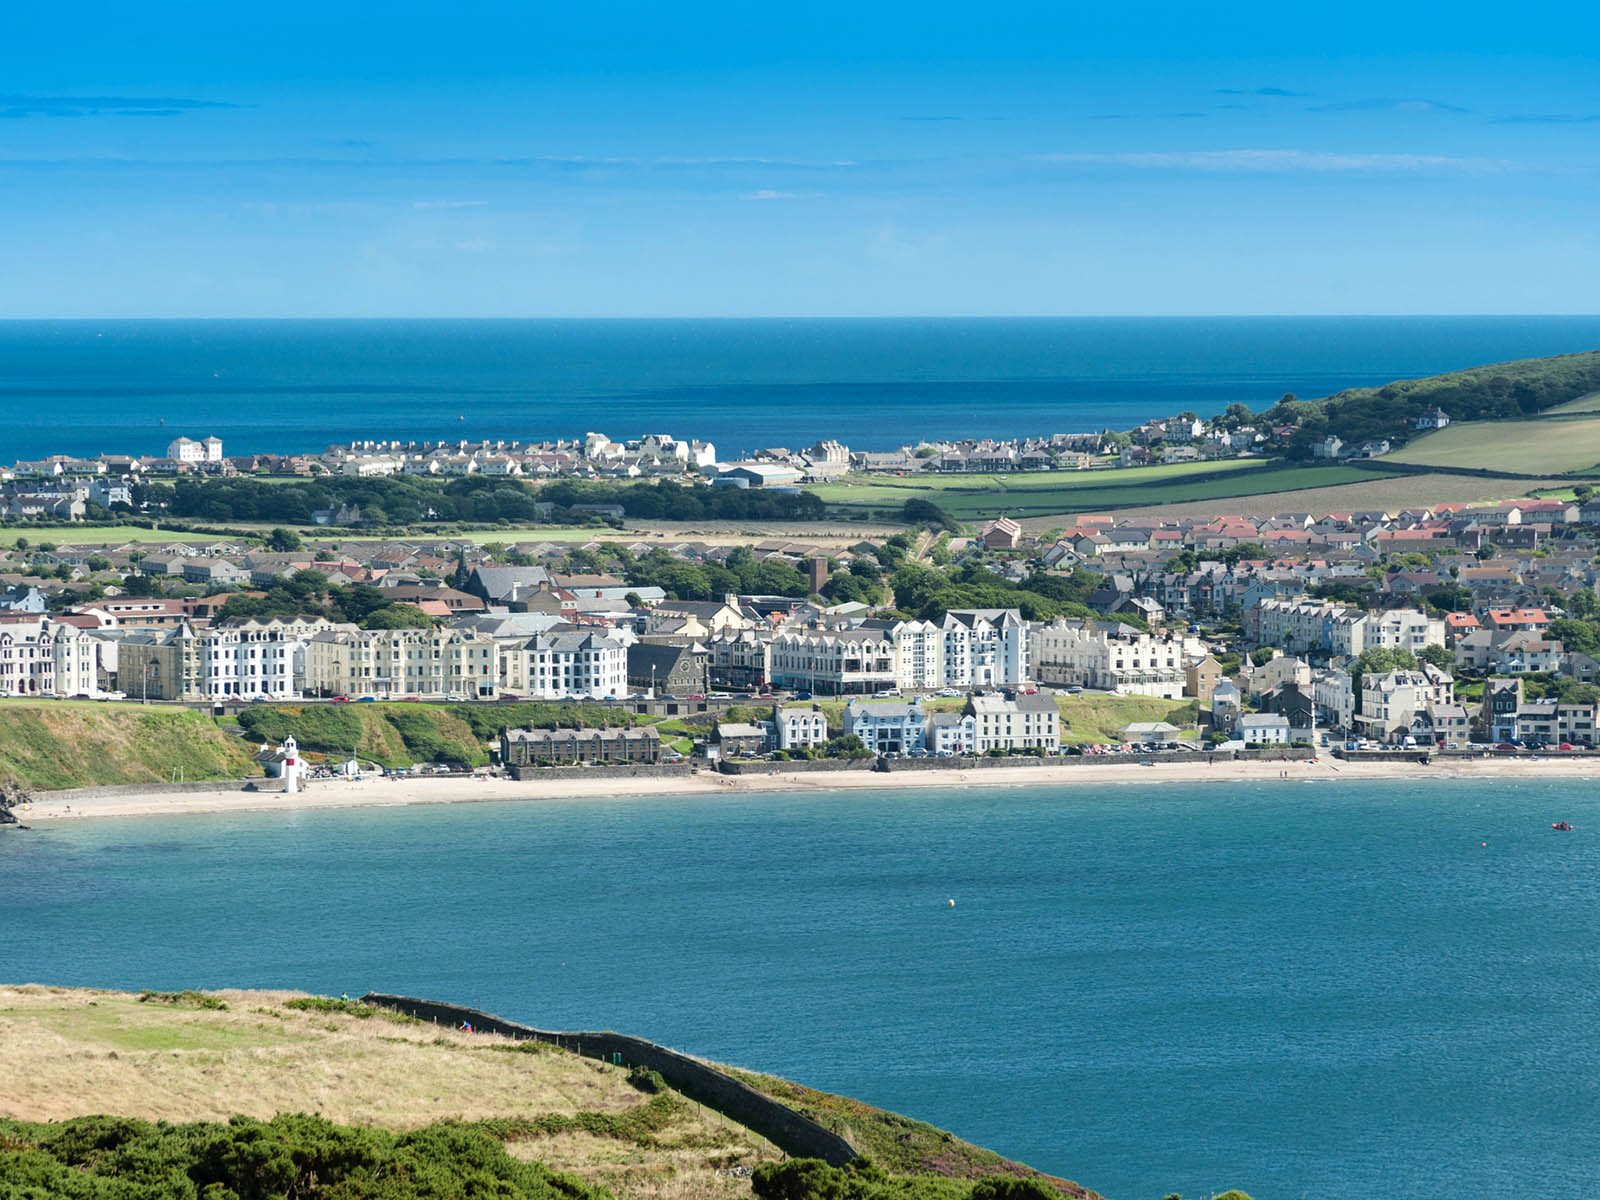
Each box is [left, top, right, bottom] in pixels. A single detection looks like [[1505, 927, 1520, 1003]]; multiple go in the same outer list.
[[1, 1, 1596, 317]]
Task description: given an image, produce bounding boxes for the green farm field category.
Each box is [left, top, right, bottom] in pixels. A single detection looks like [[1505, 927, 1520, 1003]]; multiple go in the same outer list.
[[1541, 390, 1600, 415], [0, 524, 224, 548], [810, 461, 1373, 519], [1382, 417, 1600, 475], [807, 458, 1264, 500]]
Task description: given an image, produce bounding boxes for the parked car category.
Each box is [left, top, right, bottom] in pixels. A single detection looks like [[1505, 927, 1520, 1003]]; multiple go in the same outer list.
[[1066, 685, 1083, 694], [1496, 742, 1520, 751], [357, 695, 377, 702], [794, 692, 813, 700], [331, 695, 350, 703], [937, 688, 962, 698]]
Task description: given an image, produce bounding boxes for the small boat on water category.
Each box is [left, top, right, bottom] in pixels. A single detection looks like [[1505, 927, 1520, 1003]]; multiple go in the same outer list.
[[1552, 821, 1574, 831]]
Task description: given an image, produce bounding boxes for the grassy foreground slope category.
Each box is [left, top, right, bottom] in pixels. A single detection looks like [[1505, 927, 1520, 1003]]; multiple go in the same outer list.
[[1382, 414, 1600, 475], [0, 703, 257, 791], [0, 986, 1102, 1200]]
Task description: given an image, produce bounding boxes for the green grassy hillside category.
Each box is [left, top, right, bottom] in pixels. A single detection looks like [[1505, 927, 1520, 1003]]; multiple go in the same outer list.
[[1382, 415, 1600, 475], [234, 701, 649, 769], [808, 461, 1369, 520], [0, 703, 258, 792], [1283, 349, 1600, 451], [0, 986, 1107, 1200]]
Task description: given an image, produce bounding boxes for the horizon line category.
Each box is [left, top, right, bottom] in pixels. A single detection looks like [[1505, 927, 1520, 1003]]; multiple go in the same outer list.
[[1, 313, 1599, 323]]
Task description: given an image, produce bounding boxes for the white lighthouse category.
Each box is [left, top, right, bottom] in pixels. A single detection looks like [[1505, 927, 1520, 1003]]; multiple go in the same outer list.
[[281, 735, 303, 794]]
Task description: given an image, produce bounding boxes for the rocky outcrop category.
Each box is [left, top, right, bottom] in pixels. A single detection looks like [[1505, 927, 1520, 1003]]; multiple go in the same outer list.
[[0, 780, 30, 825]]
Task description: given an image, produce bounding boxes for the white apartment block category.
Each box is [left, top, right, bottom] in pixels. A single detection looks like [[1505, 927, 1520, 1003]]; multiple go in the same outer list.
[[167, 436, 223, 464], [889, 620, 943, 690], [499, 629, 627, 699], [940, 610, 1029, 688], [1030, 619, 1188, 699], [305, 627, 500, 699]]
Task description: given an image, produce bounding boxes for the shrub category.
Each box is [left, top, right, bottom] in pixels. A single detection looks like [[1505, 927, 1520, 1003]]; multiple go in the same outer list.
[[0, 1113, 606, 1200], [137, 989, 227, 1010]]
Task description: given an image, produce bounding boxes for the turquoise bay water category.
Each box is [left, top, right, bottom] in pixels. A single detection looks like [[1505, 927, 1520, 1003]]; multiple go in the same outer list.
[[4, 779, 1599, 1200]]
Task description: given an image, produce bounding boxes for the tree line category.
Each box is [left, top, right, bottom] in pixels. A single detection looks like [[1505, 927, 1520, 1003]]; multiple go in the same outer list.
[[129, 473, 825, 529]]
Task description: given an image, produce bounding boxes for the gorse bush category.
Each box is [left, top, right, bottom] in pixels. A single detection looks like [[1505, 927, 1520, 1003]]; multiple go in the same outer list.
[[138, 990, 228, 1011], [0, 1113, 609, 1200], [281, 997, 422, 1025], [752, 1159, 1062, 1200]]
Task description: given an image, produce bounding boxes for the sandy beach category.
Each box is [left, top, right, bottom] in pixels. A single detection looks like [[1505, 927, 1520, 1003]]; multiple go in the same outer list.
[[9, 755, 1600, 822]]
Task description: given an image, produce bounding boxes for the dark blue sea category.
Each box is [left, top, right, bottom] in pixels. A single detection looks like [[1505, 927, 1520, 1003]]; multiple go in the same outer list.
[[5, 779, 1599, 1200], [3, 317, 1599, 462]]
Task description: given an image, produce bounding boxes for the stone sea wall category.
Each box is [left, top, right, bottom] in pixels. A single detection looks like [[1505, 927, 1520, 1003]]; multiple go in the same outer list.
[[362, 992, 857, 1166]]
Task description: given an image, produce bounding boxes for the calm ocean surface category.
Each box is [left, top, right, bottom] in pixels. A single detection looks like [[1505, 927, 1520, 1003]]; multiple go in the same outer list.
[[4, 779, 1598, 1200], [3, 317, 1600, 462]]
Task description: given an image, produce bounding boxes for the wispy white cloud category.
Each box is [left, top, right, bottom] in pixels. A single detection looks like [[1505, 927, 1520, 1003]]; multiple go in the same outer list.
[[412, 199, 488, 209], [741, 189, 804, 201], [0, 94, 241, 119], [1032, 149, 1520, 173]]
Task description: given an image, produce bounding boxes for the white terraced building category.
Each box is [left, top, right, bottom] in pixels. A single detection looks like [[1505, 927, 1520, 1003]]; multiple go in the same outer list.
[[499, 629, 627, 699], [0, 616, 114, 698], [769, 627, 897, 695], [1029, 618, 1191, 699], [965, 692, 1059, 752], [1254, 596, 1442, 658], [200, 621, 313, 701]]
